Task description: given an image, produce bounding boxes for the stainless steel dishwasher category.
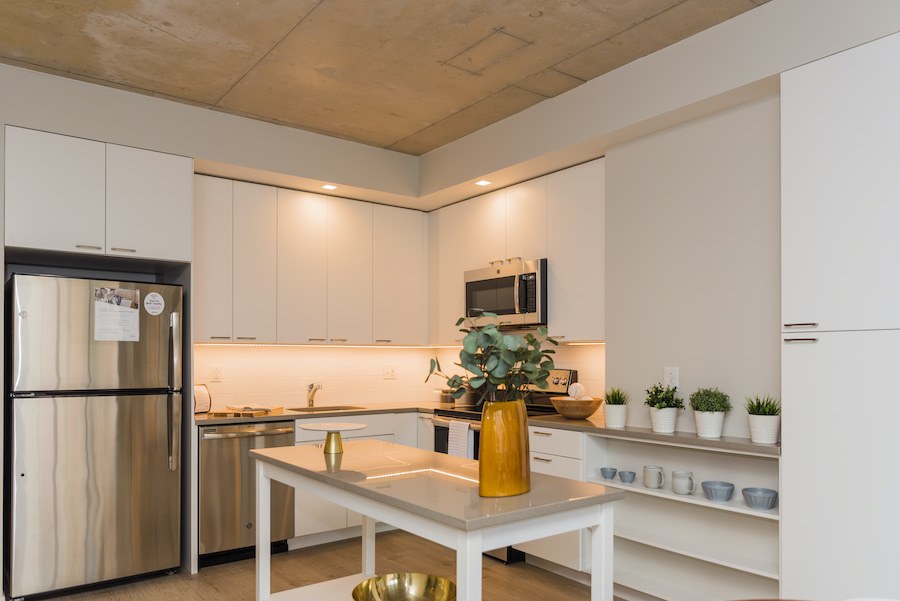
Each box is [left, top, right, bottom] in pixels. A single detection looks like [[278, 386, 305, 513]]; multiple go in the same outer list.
[[199, 421, 295, 563]]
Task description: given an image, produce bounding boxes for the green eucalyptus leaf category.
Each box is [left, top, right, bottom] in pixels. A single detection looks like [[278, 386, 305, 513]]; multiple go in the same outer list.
[[485, 354, 499, 372], [455, 317, 466, 326], [470, 376, 486, 389], [490, 359, 511, 379], [451, 387, 467, 399]]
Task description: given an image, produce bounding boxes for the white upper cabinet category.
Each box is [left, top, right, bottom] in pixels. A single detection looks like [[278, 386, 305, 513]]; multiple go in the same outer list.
[[430, 201, 469, 344], [4, 126, 192, 261], [327, 197, 373, 344], [105, 143, 193, 261], [193, 175, 233, 342], [232, 181, 277, 343], [547, 158, 605, 341], [5, 127, 106, 254], [373, 205, 426, 345], [277, 189, 328, 343], [781, 31, 900, 332], [466, 189, 507, 270]]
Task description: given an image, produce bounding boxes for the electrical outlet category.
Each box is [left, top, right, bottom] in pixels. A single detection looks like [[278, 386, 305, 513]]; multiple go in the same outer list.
[[664, 366, 679, 388], [382, 364, 397, 380], [210, 365, 222, 383]]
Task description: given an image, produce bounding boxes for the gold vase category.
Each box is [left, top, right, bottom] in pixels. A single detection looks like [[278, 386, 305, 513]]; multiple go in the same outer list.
[[478, 398, 531, 497]]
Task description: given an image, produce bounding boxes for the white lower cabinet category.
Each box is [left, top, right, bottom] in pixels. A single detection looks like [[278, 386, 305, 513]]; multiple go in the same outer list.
[[515, 426, 585, 571], [583, 433, 780, 601], [416, 412, 434, 451]]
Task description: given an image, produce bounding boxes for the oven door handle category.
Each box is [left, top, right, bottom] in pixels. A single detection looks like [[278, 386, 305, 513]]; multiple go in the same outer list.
[[431, 417, 481, 432]]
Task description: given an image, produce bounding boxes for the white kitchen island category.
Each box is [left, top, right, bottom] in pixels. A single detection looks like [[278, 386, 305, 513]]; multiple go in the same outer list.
[[251, 440, 623, 601]]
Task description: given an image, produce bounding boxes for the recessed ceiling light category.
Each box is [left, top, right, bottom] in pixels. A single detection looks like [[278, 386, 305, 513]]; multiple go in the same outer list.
[[321, 184, 337, 190], [475, 180, 492, 187]]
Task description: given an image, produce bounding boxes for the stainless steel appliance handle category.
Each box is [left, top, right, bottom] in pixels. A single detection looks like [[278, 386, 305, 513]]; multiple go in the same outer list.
[[170, 312, 182, 390], [201, 427, 295, 440], [513, 274, 521, 315], [167, 392, 182, 471], [431, 417, 481, 432]]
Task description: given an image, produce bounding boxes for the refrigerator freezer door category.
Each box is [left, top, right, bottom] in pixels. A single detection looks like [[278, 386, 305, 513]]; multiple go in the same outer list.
[[8, 394, 181, 597], [10, 274, 182, 392]]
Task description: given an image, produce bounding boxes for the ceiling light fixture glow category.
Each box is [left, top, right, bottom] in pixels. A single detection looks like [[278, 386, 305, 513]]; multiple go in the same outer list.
[[321, 184, 337, 190], [475, 180, 492, 187]]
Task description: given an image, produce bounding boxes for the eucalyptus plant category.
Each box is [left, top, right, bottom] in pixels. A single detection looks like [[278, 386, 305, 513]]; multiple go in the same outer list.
[[644, 383, 684, 409], [427, 311, 557, 403], [688, 387, 732, 412], [746, 395, 781, 415], [605, 388, 630, 405]]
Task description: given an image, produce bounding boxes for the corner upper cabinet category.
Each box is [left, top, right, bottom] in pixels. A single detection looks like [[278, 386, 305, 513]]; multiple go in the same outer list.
[[429, 201, 469, 344], [5, 126, 192, 261], [547, 158, 605, 341], [781, 31, 900, 332], [373, 205, 426, 345]]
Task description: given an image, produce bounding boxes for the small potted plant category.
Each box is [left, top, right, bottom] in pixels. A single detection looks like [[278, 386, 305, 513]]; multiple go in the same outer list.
[[688, 387, 732, 439], [746, 395, 781, 444], [644, 383, 683, 434], [603, 388, 629, 429]]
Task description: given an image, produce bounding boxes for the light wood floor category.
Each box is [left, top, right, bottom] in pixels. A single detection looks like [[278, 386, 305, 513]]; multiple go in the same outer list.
[[57, 531, 593, 601]]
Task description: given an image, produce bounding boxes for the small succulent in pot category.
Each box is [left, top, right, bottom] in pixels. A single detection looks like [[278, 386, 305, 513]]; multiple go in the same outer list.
[[604, 388, 629, 405], [644, 384, 684, 409], [688, 387, 732, 412], [745, 395, 781, 444], [425, 310, 558, 403], [602, 387, 629, 429], [745, 395, 781, 415]]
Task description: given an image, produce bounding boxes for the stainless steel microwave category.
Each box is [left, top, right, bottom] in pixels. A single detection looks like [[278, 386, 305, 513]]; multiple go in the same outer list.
[[464, 258, 547, 328]]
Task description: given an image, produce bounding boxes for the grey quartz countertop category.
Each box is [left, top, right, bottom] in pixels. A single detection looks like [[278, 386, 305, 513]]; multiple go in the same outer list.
[[194, 401, 454, 426], [251, 439, 624, 531]]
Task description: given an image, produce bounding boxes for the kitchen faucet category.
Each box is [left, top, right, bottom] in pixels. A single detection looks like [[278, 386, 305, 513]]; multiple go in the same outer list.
[[307, 383, 318, 408]]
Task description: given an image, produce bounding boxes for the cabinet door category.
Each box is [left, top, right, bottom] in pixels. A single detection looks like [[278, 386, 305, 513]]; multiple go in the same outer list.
[[106, 144, 193, 261], [781, 32, 900, 331], [515, 453, 583, 570], [232, 182, 277, 343], [292, 443, 348, 536], [327, 198, 373, 344], [431, 202, 469, 343], [5, 127, 105, 254], [373, 205, 426, 345], [416, 413, 435, 451], [277, 190, 327, 343], [547, 159, 605, 341], [465, 189, 506, 270], [781, 330, 900, 600], [193, 175, 233, 342], [505, 177, 548, 262]]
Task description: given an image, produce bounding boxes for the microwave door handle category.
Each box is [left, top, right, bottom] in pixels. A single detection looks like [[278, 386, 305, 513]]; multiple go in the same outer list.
[[513, 274, 522, 314]]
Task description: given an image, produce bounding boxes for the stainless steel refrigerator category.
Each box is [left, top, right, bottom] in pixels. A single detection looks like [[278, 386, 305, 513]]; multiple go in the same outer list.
[[5, 274, 183, 598]]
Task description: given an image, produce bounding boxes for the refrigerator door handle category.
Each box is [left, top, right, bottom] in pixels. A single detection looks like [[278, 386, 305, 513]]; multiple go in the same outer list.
[[170, 312, 182, 391], [167, 392, 182, 471]]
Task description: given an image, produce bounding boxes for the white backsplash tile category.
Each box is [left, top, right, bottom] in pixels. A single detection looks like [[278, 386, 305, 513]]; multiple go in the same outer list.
[[193, 344, 605, 410]]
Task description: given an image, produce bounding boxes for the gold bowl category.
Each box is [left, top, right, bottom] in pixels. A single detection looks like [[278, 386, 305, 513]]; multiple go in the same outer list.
[[550, 396, 603, 419], [352, 573, 456, 601]]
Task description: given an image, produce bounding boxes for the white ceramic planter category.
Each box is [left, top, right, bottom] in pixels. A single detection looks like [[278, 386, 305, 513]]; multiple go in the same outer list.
[[649, 407, 678, 434], [603, 404, 627, 429], [694, 410, 725, 439], [748, 414, 780, 444]]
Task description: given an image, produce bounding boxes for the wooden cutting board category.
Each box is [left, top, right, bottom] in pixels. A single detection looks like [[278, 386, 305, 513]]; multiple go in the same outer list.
[[207, 406, 285, 418]]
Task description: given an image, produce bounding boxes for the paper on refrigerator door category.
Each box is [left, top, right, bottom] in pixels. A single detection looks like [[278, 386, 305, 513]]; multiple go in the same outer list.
[[448, 420, 475, 459], [93, 287, 140, 341]]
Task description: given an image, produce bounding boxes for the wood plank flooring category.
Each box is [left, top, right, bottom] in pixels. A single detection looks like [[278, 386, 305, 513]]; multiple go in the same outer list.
[[56, 531, 593, 601]]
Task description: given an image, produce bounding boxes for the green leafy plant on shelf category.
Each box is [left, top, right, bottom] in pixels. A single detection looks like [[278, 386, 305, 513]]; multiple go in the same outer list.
[[689, 387, 732, 412], [604, 388, 630, 405], [746, 395, 781, 415], [644, 383, 684, 409], [426, 310, 558, 403]]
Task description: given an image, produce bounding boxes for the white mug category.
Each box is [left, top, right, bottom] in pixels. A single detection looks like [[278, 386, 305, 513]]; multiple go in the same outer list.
[[643, 465, 665, 489], [672, 470, 696, 495]]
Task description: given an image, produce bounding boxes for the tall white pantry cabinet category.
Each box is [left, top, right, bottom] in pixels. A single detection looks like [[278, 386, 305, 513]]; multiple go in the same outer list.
[[780, 32, 900, 601]]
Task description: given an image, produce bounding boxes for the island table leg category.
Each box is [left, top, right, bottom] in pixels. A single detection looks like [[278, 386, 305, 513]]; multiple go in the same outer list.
[[255, 461, 271, 601], [590, 503, 615, 601], [456, 531, 482, 601], [361, 515, 376, 576]]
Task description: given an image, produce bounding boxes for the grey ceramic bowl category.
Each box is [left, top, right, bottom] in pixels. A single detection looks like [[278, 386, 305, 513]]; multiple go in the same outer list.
[[701, 480, 734, 502], [618, 470, 636, 483], [599, 467, 617, 480], [742, 487, 778, 510]]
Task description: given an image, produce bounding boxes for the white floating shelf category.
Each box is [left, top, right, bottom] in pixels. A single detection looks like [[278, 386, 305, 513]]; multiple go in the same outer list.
[[587, 477, 779, 520]]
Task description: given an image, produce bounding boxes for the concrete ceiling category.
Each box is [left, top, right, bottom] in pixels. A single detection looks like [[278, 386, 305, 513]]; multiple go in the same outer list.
[[0, 0, 768, 157]]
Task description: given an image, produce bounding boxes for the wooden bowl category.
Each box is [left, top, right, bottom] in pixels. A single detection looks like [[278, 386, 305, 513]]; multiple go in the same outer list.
[[550, 396, 603, 419]]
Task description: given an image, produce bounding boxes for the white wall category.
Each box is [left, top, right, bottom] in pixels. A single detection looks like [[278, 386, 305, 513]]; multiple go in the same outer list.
[[605, 95, 780, 438], [193, 344, 605, 410]]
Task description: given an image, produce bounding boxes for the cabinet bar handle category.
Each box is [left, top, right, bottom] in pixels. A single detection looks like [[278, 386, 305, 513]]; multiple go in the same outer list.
[[533, 431, 552, 437], [488, 260, 504, 266], [784, 337, 818, 343], [110, 247, 137, 253], [75, 244, 102, 250], [506, 256, 522, 263], [533, 456, 552, 463], [784, 322, 818, 328], [210, 336, 231, 340], [375, 339, 392, 343], [236, 336, 257, 340], [330, 338, 348, 342], [308, 338, 326, 342]]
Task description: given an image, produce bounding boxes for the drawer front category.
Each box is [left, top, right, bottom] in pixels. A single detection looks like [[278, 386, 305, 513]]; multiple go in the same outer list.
[[295, 413, 395, 442], [530, 453, 583, 480], [529, 426, 583, 458]]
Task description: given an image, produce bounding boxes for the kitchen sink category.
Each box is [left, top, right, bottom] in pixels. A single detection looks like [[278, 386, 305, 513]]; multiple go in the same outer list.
[[288, 405, 365, 412]]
